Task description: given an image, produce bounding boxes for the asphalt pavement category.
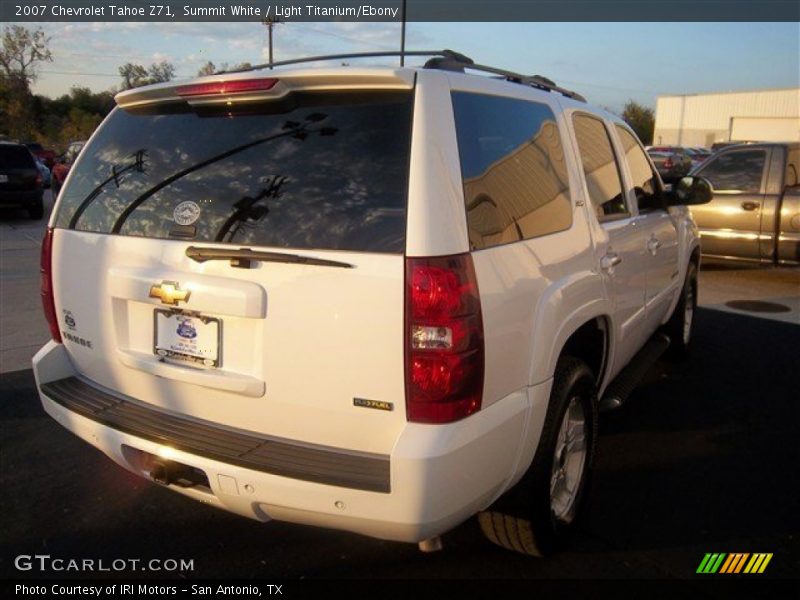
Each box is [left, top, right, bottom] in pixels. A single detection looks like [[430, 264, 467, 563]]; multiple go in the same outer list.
[[1, 199, 799, 582]]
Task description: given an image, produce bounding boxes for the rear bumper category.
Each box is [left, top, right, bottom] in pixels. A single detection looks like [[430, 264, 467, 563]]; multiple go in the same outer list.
[[33, 341, 551, 543], [0, 188, 42, 206]]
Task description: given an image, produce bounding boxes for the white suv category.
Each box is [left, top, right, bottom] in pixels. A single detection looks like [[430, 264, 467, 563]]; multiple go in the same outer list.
[[34, 51, 711, 556]]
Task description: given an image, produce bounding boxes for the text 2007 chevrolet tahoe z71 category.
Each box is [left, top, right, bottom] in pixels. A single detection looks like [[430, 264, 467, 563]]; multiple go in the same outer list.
[[33, 51, 712, 556]]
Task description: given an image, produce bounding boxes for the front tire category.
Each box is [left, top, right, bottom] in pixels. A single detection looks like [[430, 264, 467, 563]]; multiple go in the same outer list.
[[665, 261, 698, 360], [478, 357, 597, 556]]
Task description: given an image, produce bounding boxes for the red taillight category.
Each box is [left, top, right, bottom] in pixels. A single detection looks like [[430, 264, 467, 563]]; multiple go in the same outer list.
[[405, 254, 484, 423], [40, 227, 61, 343], [175, 78, 278, 97]]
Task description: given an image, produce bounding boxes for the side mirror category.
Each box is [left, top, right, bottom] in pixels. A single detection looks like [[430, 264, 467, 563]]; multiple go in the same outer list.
[[665, 176, 713, 206]]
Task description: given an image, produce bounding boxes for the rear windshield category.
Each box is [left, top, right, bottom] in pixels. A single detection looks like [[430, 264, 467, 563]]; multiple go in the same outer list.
[[54, 91, 413, 253], [0, 145, 36, 169]]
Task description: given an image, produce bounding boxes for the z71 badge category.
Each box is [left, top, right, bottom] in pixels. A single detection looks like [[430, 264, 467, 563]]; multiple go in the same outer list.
[[353, 398, 394, 412]]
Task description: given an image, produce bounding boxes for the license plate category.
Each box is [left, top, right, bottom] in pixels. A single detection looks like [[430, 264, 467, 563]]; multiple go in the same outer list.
[[0, 174, 8, 183], [153, 310, 221, 368]]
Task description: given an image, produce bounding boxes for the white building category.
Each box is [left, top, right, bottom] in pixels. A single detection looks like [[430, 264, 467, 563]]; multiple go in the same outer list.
[[653, 87, 799, 147]]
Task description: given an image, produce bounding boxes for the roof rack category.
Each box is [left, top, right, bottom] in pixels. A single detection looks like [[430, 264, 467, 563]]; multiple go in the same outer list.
[[224, 49, 586, 103], [425, 53, 586, 102], [222, 50, 464, 73]]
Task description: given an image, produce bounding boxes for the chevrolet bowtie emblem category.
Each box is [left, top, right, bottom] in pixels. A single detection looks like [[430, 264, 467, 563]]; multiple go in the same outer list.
[[149, 281, 191, 306]]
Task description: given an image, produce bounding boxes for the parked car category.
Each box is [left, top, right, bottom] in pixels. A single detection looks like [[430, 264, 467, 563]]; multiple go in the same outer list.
[[690, 142, 799, 264], [650, 145, 703, 163], [0, 141, 44, 219], [51, 140, 86, 196], [647, 148, 694, 182], [24, 142, 56, 169], [33, 51, 711, 557], [686, 147, 712, 168], [35, 158, 51, 188]]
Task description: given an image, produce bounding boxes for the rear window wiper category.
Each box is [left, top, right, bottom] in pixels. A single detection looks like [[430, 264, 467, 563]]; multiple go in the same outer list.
[[185, 246, 354, 269]]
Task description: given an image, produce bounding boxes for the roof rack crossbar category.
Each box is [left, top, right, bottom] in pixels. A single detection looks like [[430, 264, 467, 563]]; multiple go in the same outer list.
[[221, 50, 467, 74], [444, 60, 586, 102], [221, 49, 585, 103]]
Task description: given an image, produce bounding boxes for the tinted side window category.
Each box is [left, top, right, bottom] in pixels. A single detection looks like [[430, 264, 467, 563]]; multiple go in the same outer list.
[[696, 150, 766, 193], [451, 92, 571, 250], [572, 114, 628, 221], [615, 125, 661, 211], [0, 145, 36, 169], [55, 92, 413, 254]]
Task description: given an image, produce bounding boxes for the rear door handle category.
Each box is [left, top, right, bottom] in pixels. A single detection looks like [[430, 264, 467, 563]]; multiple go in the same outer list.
[[741, 201, 760, 211], [600, 252, 622, 271]]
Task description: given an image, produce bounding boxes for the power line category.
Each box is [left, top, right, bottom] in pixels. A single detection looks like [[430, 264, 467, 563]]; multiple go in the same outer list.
[[38, 69, 191, 79], [39, 69, 118, 77], [302, 24, 395, 50]]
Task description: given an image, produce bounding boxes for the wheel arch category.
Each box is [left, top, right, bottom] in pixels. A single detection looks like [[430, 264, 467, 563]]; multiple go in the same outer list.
[[663, 240, 701, 326], [529, 295, 614, 390]]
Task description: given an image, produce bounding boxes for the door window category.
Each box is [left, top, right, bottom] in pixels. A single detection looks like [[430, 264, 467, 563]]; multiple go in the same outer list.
[[572, 114, 628, 221], [696, 149, 766, 193], [615, 125, 662, 211]]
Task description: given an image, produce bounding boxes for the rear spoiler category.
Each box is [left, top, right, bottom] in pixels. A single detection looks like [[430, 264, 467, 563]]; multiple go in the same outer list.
[[114, 68, 416, 110]]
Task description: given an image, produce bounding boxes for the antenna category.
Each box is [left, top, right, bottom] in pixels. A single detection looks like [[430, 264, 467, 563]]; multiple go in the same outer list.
[[400, 0, 407, 66]]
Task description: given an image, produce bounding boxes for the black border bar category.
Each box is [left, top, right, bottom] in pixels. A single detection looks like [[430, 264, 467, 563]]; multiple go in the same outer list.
[[2, 0, 799, 23]]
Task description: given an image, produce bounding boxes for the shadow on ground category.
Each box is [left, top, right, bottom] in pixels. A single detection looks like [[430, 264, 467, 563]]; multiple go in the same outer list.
[[1, 308, 798, 579]]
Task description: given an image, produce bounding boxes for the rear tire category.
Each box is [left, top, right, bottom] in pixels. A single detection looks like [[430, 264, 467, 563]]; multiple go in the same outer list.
[[28, 197, 44, 220], [478, 356, 597, 556], [664, 261, 697, 360]]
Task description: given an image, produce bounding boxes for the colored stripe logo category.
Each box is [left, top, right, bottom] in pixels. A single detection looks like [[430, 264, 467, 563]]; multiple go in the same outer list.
[[697, 553, 773, 574]]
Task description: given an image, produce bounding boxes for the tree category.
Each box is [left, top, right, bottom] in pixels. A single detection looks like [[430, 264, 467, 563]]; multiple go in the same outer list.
[[0, 26, 53, 139], [621, 100, 655, 145], [147, 60, 175, 84], [118, 61, 175, 89], [0, 25, 52, 84], [118, 63, 148, 90], [216, 61, 252, 73], [197, 61, 216, 76], [57, 106, 102, 147], [0, 74, 34, 138]]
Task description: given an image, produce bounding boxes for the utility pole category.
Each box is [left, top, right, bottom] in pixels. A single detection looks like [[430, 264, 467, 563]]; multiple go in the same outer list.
[[262, 17, 282, 68]]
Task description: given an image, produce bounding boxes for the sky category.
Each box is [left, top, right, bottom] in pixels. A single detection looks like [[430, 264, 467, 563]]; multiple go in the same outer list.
[[23, 21, 800, 113]]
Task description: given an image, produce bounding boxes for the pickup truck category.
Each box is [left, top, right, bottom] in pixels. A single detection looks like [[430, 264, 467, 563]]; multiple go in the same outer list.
[[690, 142, 799, 264]]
